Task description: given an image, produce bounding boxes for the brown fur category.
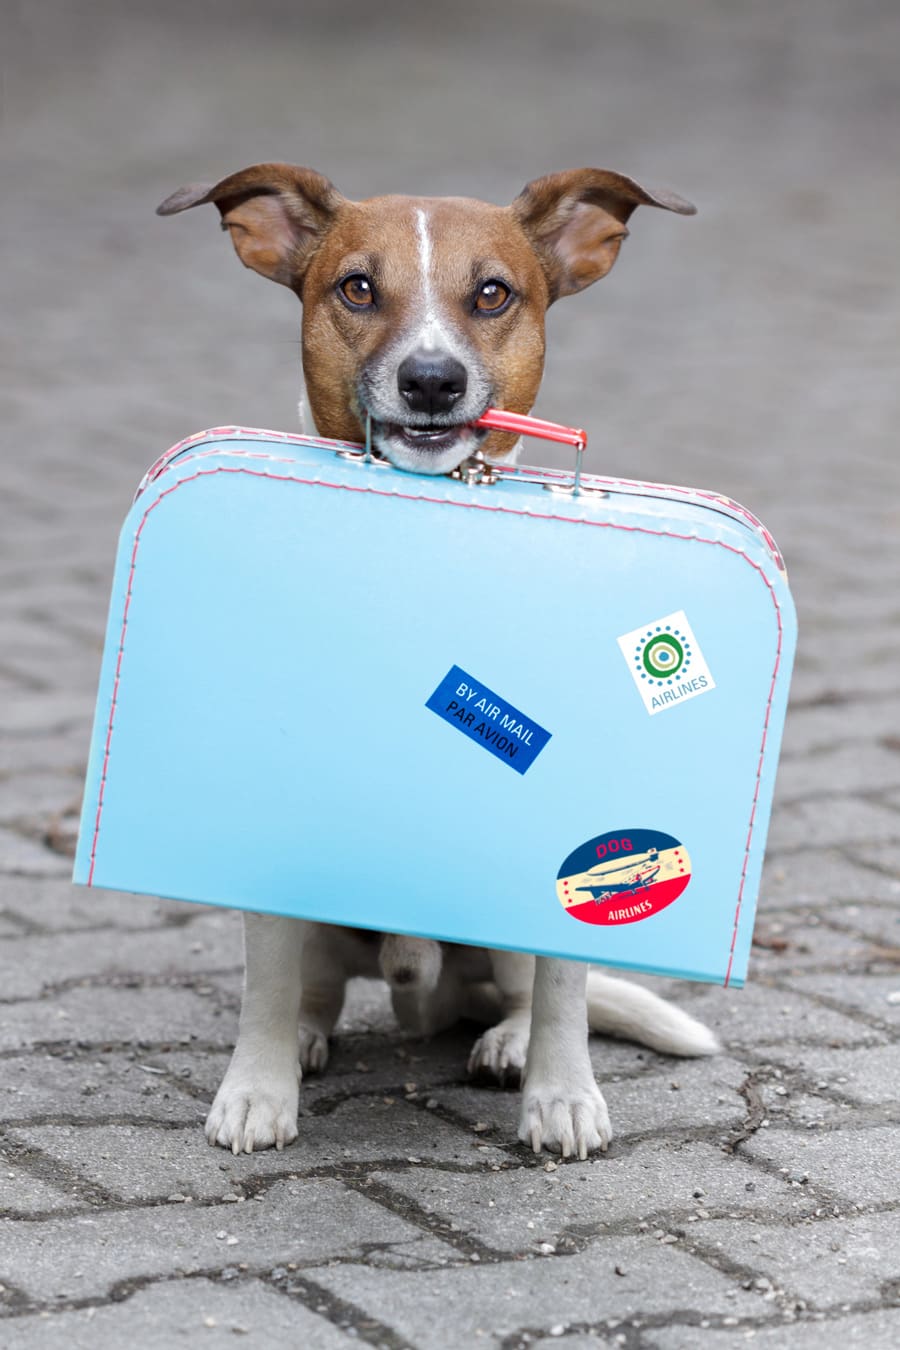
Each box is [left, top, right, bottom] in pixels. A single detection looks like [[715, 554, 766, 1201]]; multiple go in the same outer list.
[[157, 165, 695, 462]]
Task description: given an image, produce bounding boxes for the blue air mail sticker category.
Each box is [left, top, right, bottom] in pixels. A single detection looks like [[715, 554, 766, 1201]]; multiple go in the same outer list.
[[425, 665, 551, 774], [617, 610, 715, 716]]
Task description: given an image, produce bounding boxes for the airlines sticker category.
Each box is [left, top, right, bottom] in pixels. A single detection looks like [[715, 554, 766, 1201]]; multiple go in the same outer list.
[[425, 664, 551, 775], [617, 610, 715, 715], [556, 828, 692, 927]]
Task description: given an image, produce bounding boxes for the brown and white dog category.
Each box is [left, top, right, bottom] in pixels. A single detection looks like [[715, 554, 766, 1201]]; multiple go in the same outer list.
[[157, 164, 717, 1159]]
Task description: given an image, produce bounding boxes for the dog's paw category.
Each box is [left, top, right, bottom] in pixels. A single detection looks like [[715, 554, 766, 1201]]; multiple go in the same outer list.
[[518, 1076, 612, 1159], [205, 1064, 300, 1155], [467, 1019, 529, 1084], [297, 1024, 330, 1074]]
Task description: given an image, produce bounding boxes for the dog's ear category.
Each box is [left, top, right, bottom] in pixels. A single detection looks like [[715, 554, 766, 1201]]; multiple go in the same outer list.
[[512, 169, 696, 302], [156, 163, 345, 289]]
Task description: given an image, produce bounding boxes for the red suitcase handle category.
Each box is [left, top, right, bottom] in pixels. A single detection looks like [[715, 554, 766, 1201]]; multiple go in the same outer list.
[[474, 409, 587, 451]]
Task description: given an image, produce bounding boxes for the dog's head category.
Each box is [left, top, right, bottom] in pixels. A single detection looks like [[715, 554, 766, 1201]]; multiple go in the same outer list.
[[158, 165, 694, 474]]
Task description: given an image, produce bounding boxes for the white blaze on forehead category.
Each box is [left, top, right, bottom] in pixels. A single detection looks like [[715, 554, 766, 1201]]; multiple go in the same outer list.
[[415, 206, 452, 353]]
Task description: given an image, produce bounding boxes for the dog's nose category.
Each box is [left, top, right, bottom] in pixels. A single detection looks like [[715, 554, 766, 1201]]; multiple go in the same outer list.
[[398, 351, 468, 416]]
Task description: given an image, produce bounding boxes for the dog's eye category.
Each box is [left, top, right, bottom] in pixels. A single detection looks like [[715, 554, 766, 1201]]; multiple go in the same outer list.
[[339, 274, 375, 309], [475, 280, 512, 314]]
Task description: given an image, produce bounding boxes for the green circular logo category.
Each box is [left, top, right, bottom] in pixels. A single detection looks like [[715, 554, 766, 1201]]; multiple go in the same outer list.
[[641, 633, 685, 679]]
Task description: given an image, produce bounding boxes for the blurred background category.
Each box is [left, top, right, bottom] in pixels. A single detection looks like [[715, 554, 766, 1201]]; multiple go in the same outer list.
[[4, 0, 898, 543]]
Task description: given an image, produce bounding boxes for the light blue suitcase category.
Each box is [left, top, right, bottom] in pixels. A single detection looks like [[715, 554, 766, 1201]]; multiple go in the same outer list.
[[74, 421, 796, 988]]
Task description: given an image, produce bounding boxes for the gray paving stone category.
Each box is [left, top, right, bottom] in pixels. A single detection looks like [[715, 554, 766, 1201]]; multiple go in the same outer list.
[[399, 1050, 750, 1150], [0, 1277, 359, 1350], [0, 731, 96, 780], [2, 882, 240, 941], [0, 697, 92, 738], [688, 981, 887, 1050], [0, 987, 234, 1053], [745, 909, 900, 975], [375, 1139, 814, 1254], [292, 1094, 508, 1167], [815, 905, 900, 946], [781, 971, 900, 1025], [0, 1050, 205, 1127], [0, 772, 84, 825], [783, 701, 900, 763], [532, 1337, 618, 1350], [0, 1163, 74, 1217], [789, 654, 900, 703], [742, 1124, 900, 1206], [649, 1308, 900, 1350], [777, 1097, 868, 1132], [686, 1210, 900, 1308], [843, 841, 900, 879], [13, 1100, 505, 1202], [0, 917, 241, 999], [105, 1046, 236, 1105], [0, 1177, 455, 1303], [769, 1044, 900, 1109], [775, 744, 900, 801], [313, 1237, 771, 1347], [0, 617, 86, 665], [7, 1125, 245, 1204], [0, 828, 71, 878], [0, 879, 167, 933], [601, 1057, 751, 1140], [761, 851, 900, 909], [766, 797, 900, 855]]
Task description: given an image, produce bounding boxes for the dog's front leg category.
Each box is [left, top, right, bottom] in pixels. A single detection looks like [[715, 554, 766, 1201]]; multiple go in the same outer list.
[[206, 913, 306, 1154], [297, 927, 352, 1073], [519, 957, 611, 1159], [468, 950, 534, 1084]]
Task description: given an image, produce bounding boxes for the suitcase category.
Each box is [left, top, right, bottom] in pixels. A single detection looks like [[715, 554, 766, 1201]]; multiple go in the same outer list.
[[74, 418, 796, 988]]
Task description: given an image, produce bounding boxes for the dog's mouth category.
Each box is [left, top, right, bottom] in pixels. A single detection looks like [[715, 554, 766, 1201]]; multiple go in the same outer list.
[[387, 422, 480, 454], [371, 418, 488, 475]]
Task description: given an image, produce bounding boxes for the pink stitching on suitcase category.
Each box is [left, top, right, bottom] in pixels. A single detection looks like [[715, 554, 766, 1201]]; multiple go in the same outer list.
[[141, 430, 787, 574], [88, 465, 784, 986], [141, 426, 365, 487], [142, 428, 785, 566]]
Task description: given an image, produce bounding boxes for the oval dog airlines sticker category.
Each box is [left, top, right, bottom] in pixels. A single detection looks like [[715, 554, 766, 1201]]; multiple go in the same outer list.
[[556, 829, 692, 927]]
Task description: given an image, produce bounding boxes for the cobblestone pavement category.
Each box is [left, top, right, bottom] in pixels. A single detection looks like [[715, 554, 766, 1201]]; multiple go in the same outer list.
[[2, 1, 899, 1345]]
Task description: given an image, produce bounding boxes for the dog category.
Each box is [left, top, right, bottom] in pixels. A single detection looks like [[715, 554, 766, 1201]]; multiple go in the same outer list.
[[157, 164, 716, 1159]]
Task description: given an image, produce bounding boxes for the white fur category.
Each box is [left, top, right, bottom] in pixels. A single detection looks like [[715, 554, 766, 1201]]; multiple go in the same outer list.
[[407, 206, 475, 374], [206, 914, 307, 1154], [359, 204, 492, 475], [415, 207, 446, 354], [520, 959, 612, 1157], [206, 916, 719, 1157]]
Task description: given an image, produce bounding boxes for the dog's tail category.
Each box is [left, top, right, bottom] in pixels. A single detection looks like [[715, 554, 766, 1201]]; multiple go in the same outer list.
[[586, 971, 719, 1057]]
